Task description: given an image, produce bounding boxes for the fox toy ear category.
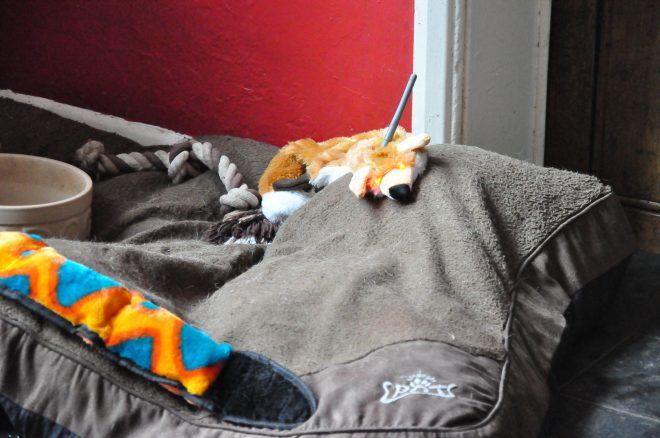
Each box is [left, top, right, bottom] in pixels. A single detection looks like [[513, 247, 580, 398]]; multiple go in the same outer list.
[[396, 134, 431, 154], [349, 166, 371, 198]]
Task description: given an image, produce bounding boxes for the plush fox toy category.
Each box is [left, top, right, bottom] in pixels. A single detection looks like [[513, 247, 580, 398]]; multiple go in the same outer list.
[[258, 127, 431, 223]]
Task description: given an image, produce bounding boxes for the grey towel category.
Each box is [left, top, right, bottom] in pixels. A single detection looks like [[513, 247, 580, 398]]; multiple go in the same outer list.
[[188, 145, 609, 374]]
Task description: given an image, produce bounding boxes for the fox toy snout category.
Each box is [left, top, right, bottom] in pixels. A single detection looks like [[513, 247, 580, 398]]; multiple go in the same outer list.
[[377, 166, 414, 201], [388, 184, 411, 202]]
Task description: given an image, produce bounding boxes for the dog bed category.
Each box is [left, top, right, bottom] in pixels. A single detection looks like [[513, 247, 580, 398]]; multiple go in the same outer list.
[[0, 93, 634, 437]]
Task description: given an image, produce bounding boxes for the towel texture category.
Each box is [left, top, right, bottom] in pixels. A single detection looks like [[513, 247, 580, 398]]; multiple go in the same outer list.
[[189, 145, 609, 373]]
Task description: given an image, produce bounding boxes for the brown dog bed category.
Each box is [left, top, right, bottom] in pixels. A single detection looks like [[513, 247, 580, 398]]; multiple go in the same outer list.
[[0, 95, 634, 437]]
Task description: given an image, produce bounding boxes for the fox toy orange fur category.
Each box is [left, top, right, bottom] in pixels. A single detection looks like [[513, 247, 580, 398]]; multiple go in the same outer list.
[[258, 127, 431, 223]]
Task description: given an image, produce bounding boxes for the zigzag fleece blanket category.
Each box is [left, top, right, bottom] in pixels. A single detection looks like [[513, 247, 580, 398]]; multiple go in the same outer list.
[[0, 231, 231, 402]]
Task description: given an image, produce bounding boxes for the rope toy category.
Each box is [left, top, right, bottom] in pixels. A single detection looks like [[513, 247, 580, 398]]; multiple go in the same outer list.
[[75, 140, 205, 184], [75, 139, 261, 215]]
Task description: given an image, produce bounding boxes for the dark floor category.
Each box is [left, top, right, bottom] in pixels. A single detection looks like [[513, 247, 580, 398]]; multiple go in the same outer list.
[[542, 251, 660, 437], [0, 252, 658, 437]]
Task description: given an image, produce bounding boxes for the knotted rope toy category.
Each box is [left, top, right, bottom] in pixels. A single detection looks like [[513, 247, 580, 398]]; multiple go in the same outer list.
[[74, 139, 275, 243]]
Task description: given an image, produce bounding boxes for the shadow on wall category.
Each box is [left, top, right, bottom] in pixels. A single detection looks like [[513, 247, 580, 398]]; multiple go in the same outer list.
[[0, 0, 413, 146]]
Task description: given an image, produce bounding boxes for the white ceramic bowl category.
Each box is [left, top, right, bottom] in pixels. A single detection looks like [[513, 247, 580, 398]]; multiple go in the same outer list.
[[0, 154, 92, 239]]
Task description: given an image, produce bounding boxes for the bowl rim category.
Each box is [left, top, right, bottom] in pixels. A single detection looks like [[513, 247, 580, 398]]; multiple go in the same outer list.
[[0, 153, 93, 220]]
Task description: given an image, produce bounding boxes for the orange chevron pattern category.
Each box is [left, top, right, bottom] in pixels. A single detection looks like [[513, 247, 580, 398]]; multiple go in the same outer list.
[[0, 232, 231, 396]]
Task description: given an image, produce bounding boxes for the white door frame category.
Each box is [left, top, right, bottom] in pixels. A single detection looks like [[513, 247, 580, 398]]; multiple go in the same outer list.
[[412, 0, 551, 165]]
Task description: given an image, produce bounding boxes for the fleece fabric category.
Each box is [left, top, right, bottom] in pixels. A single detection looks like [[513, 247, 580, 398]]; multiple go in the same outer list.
[[0, 232, 232, 397], [0, 98, 609, 376]]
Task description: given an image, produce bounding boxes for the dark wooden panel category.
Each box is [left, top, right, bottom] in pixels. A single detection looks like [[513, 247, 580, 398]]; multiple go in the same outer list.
[[625, 208, 660, 253], [545, 0, 660, 252], [593, 0, 660, 203], [544, 0, 599, 172]]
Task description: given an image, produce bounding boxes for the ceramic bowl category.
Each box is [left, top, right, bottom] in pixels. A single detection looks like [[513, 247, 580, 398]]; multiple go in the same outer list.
[[0, 154, 92, 239]]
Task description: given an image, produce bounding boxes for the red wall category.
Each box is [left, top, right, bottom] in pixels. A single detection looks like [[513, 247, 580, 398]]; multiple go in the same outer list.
[[0, 0, 413, 146]]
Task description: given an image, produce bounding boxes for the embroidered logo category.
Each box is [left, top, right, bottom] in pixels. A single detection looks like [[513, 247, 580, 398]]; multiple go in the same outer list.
[[380, 371, 457, 404]]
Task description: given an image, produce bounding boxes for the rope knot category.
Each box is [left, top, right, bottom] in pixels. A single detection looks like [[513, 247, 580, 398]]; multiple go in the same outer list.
[[218, 184, 261, 215], [75, 140, 105, 176], [167, 141, 206, 184]]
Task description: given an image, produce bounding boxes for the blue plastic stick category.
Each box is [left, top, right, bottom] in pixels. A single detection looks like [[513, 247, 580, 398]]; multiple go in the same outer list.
[[381, 73, 417, 147]]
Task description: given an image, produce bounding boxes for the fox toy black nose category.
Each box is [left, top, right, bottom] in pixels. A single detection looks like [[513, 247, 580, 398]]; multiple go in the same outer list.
[[389, 184, 411, 202]]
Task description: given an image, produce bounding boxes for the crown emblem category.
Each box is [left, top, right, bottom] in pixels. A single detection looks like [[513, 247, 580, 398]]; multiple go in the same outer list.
[[379, 371, 457, 404]]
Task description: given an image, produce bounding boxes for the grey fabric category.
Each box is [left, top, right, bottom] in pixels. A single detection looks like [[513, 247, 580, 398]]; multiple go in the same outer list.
[[0, 388, 79, 438], [0, 97, 143, 160], [0, 194, 634, 437], [472, 194, 634, 437], [48, 234, 265, 315], [189, 145, 610, 373]]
